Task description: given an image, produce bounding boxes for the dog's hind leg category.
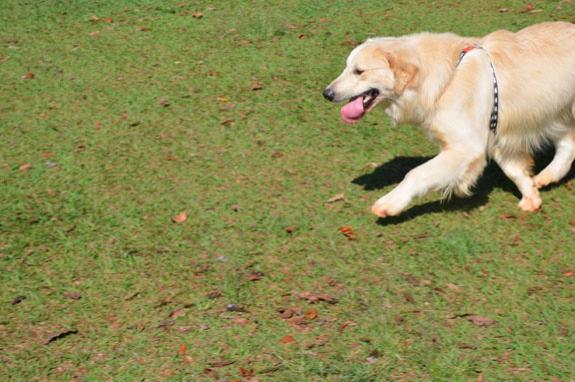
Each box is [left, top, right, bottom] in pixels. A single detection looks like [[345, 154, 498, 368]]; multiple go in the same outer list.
[[533, 129, 575, 189], [493, 149, 541, 211]]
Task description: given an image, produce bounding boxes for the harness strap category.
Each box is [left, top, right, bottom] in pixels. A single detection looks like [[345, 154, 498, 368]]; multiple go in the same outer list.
[[457, 44, 500, 133]]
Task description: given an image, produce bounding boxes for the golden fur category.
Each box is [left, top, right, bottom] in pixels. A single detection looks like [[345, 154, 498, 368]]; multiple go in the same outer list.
[[324, 22, 575, 218]]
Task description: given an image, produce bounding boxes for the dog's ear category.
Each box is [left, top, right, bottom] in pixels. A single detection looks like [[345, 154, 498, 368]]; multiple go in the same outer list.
[[383, 51, 418, 94]]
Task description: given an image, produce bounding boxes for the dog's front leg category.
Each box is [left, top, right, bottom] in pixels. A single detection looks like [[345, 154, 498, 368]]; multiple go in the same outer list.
[[371, 149, 481, 218]]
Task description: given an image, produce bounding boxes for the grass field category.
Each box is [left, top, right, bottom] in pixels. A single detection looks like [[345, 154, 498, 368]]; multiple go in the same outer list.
[[1, 1, 574, 380]]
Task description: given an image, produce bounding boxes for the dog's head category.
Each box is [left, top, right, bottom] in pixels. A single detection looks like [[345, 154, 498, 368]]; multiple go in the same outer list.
[[323, 39, 418, 124]]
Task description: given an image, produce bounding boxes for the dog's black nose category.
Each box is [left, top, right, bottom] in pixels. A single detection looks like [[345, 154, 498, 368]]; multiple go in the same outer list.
[[323, 88, 335, 102]]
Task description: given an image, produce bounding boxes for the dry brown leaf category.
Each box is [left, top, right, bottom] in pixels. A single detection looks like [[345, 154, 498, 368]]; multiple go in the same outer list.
[[191, 12, 203, 18], [246, 271, 263, 281], [172, 211, 188, 224], [403, 292, 416, 304], [63, 291, 82, 300], [22, 71, 34, 80], [339, 226, 356, 240], [299, 291, 338, 304], [468, 315, 497, 327], [277, 308, 295, 319], [284, 225, 297, 234], [338, 320, 356, 331], [179, 343, 187, 356], [169, 308, 187, 319], [327, 193, 345, 203], [239, 367, 254, 378], [251, 79, 263, 91], [446, 283, 462, 292], [208, 359, 234, 368], [279, 335, 296, 345], [44, 326, 78, 344], [231, 317, 250, 326], [305, 308, 318, 320], [19, 163, 32, 171], [563, 270, 574, 277]]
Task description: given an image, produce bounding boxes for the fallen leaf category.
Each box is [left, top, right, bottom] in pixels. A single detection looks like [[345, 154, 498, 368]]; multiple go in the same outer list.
[[11, 295, 26, 305], [22, 71, 34, 80], [191, 12, 203, 18], [44, 326, 78, 344], [124, 291, 139, 301], [403, 292, 416, 304], [206, 290, 222, 299], [251, 79, 263, 91], [519, 3, 535, 13], [176, 326, 192, 334], [509, 366, 530, 374], [172, 211, 188, 224], [326, 193, 345, 203], [103, 17, 113, 23], [231, 317, 250, 325], [246, 271, 263, 281], [89, 30, 101, 36], [159, 97, 170, 107], [446, 283, 462, 292], [63, 291, 82, 300], [563, 270, 574, 277], [271, 151, 284, 159], [284, 225, 297, 234], [468, 315, 497, 327], [277, 308, 295, 319], [19, 163, 32, 171], [394, 315, 405, 324], [279, 335, 296, 345], [477, 372, 485, 382], [305, 308, 318, 320], [208, 359, 235, 368], [169, 308, 187, 319], [338, 320, 356, 331], [239, 367, 254, 378], [220, 119, 234, 126], [339, 226, 356, 240], [140, 27, 151, 32], [299, 291, 338, 304], [179, 343, 187, 356]]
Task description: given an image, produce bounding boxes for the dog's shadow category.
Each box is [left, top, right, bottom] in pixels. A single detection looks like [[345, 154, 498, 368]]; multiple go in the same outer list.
[[352, 151, 575, 226]]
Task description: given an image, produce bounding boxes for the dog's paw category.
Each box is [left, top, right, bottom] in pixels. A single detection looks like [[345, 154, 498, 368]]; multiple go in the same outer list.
[[533, 172, 554, 189], [518, 191, 541, 212], [371, 195, 406, 218]]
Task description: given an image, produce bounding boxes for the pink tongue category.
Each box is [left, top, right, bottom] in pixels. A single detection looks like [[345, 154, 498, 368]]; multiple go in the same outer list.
[[340, 97, 365, 124]]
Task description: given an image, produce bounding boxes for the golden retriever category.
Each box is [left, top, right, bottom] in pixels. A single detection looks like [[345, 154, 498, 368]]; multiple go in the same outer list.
[[323, 22, 575, 218]]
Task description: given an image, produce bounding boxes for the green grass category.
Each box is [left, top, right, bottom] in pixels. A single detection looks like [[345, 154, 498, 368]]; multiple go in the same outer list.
[[1, 0, 574, 380]]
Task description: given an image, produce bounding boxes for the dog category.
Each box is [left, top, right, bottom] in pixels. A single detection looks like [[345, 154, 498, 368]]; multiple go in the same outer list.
[[323, 22, 575, 218]]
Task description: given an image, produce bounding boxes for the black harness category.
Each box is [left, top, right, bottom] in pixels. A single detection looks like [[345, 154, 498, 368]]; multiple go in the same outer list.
[[457, 45, 500, 133]]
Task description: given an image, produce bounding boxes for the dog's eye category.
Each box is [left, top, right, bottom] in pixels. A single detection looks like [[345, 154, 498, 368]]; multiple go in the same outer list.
[[354, 68, 364, 75]]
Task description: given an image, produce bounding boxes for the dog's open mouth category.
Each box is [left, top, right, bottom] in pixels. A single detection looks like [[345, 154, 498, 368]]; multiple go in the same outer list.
[[340, 88, 381, 124]]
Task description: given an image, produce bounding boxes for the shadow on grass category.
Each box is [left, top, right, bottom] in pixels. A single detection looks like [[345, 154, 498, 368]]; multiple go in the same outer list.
[[352, 151, 575, 226]]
